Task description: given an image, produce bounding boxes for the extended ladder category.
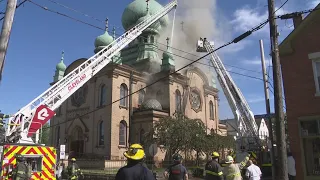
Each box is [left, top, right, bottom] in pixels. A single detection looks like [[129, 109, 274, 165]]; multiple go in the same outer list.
[[6, 0, 178, 143], [197, 38, 260, 147]]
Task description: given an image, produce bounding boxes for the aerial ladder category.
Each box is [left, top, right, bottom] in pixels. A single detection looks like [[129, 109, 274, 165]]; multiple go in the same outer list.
[[4, 0, 178, 144], [196, 38, 261, 158]]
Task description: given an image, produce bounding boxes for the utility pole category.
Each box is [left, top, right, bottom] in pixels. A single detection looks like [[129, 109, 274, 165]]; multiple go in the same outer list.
[[0, 0, 18, 81], [259, 39, 276, 180], [267, 0, 288, 179]]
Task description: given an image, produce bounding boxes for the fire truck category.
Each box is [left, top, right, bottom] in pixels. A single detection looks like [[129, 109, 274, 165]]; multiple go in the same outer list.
[[196, 38, 272, 175], [0, 1, 178, 179]]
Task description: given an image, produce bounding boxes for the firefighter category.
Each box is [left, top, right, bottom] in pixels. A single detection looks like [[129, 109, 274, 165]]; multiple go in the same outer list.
[[204, 152, 224, 180], [0, 113, 10, 128], [12, 156, 30, 180], [163, 153, 188, 180], [66, 158, 83, 180], [115, 143, 155, 180], [222, 156, 241, 180]]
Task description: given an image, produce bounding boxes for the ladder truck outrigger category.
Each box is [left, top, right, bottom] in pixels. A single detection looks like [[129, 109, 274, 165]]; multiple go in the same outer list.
[[0, 1, 178, 179], [196, 38, 272, 175]]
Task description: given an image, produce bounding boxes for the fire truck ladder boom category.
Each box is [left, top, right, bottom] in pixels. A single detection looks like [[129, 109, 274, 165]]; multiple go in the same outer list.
[[6, 0, 178, 143], [196, 38, 259, 144]]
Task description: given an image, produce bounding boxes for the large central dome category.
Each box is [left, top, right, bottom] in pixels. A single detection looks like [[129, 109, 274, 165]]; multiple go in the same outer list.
[[121, 0, 169, 31]]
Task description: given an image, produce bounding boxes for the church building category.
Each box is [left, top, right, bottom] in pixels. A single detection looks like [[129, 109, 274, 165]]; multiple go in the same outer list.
[[49, 0, 226, 161]]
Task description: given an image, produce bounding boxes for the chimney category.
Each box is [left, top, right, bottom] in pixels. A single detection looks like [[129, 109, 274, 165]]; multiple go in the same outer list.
[[293, 13, 303, 28]]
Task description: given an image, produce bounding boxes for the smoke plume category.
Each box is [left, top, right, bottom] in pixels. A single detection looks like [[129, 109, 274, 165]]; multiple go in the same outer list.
[[158, 0, 232, 75]]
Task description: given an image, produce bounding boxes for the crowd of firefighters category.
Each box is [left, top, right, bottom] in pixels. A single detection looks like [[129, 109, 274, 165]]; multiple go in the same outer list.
[[4, 144, 262, 180]]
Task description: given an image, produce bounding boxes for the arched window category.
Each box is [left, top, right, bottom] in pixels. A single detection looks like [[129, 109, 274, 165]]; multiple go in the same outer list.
[[150, 36, 155, 43], [55, 126, 60, 147], [144, 36, 148, 43], [210, 128, 215, 135], [120, 84, 128, 107], [99, 84, 107, 106], [175, 90, 181, 112], [140, 129, 145, 145], [98, 121, 104, 146], [209, 101, 214, 119], [138, 90, 145, 105], [119, 120, 127, 146]]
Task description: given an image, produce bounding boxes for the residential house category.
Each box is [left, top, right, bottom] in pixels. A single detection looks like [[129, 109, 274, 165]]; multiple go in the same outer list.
[[279, 3, 320, 180]]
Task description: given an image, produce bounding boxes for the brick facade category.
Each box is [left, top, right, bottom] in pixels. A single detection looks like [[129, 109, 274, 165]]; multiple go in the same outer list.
[[49, 62, 225, 161], [279, 6, 320, 180]]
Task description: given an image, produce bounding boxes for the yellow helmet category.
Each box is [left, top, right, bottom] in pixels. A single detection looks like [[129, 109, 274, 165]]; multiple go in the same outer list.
[[71, 158, 76, 162], [124, 144, 145, 160], [225, 156, 234, 164], [212, 151, 220, 158]]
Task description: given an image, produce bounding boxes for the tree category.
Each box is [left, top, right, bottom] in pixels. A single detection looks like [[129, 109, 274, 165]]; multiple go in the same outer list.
[[40, 123, 50, 144], [0, 126, 5, 143], [145, 113, 235, 162], [145, 113, 209, 154]]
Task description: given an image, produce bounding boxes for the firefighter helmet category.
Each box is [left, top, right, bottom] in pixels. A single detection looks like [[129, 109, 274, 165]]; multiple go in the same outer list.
[[225, 156, 234, 164], [172, 153, 182, 162], [16, 155, 26, 162], [124, 144, 145, 160], [212, 152, 220, 158]]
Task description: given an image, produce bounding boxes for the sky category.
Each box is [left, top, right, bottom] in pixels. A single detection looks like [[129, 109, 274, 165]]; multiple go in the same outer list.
[[0, 0, 319, 120]]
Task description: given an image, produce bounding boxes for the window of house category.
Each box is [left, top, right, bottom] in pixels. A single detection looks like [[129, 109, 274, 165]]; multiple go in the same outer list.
[[120, 84, 128, 107], [309, 52, 320, 94], [175, 90, 181, 112], [98, 121, 104, 146], [99, 84, 107, 106], [300, 119, 320, 176], [209, 101, 214, 120], [138, 90, 145, 105], [119, 121, 127, 146]]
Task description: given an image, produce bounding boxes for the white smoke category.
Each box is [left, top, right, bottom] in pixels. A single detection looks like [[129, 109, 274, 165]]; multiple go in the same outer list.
[[158, 0, 232, 76]]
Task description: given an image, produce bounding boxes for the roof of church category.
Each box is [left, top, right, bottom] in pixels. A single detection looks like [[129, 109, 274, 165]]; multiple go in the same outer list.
[[141, 99, 162, 110], [121, 0, 169, 31]]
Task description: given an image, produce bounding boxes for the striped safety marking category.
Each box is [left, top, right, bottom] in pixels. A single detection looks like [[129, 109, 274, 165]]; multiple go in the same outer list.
[[1, 145, 56, 180]]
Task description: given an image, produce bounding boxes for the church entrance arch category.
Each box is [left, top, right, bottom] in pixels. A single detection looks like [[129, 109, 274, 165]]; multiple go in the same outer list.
[[69, 126, 84, 158]]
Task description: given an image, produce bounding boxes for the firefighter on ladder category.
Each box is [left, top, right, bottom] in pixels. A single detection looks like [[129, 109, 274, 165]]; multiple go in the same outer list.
[[204, 152, 224, 180], [12, 156, 31, 180], [65, 158, 83, 180]]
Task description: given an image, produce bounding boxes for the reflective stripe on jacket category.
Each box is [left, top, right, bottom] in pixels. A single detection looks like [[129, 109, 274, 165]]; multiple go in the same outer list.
[[205, 160, 224, 180], [223, 164, 241, 180]]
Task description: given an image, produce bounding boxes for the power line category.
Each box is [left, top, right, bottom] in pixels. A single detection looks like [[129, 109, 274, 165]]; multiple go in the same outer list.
[[28, 0, 262, 75], [40, 20, 268, 130], [27, 0, 104, 30], [0, 0, 27, 21], [44, 0, 104, 24], [275, 0, 289, 13]]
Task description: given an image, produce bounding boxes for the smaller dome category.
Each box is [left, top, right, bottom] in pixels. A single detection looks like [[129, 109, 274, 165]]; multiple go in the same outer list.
[[163, 48, 173, 59], [141, 99, 162, 110], [56, 60, 66, 71], [94, 31, 114, 48]]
